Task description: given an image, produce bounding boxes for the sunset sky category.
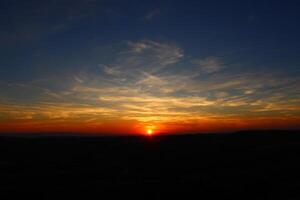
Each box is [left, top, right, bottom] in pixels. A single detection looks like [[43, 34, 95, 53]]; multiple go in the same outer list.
[[0, 0, 299, 135]]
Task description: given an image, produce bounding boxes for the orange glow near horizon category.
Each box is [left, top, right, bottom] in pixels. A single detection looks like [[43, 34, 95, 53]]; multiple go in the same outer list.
[[0, 117, 299, 135]]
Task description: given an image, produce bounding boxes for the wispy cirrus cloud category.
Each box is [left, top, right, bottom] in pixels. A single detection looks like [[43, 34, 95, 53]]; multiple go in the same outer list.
[[124, 40, 183, 67], [0, 39, 299, 133], [97, 40, 184, 81], [144, 9, 161, 20], [193, 56, 224, 74]]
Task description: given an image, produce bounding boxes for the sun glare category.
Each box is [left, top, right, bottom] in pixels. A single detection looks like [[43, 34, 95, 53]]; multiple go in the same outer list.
[[147, 129, 153, 136]]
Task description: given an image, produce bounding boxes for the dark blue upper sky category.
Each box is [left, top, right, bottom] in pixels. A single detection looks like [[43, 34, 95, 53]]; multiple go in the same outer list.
[[1, 0, 300, 81]]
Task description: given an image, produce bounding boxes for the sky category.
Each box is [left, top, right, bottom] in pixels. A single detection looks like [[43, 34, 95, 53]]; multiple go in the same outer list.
[[0, 0, 299, 135]]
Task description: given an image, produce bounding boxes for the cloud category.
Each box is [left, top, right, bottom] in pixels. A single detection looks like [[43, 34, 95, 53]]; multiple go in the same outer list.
[[128, 42, 150, 53], [126, 40, 183, 66], [214, 91, 229, 98], [145, 9, 161, 20], [193, 57, 224, 73], [101, 40, 183, 77], [137, 73, 166, 87], [74, 76, 84, 83], [0, 39, 299, 132], [102, 65, 122, 76]]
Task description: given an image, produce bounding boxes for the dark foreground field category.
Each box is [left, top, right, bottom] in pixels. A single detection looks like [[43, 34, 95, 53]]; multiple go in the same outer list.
[[1, 130, 300, 199]]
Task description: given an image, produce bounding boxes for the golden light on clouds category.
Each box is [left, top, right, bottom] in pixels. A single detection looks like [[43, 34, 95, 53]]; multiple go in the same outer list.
[[0, 40, 299, 134]]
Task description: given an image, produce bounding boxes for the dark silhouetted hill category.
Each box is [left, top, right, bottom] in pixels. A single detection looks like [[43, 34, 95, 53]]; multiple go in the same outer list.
[[0, 130, 299, 199]]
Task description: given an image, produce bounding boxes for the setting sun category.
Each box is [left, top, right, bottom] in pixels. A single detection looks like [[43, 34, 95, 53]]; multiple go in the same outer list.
[[147, 129, 153, 136]]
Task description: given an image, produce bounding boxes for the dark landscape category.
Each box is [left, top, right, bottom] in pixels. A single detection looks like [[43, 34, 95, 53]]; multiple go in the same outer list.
[[1, 130, 300, 199]]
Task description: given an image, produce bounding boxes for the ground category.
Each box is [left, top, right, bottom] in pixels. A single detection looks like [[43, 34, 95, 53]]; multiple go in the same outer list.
[[0, 130, 299, 199]]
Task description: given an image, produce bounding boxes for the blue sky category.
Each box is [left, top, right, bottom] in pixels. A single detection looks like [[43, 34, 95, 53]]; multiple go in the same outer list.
[[0, 0, 299, 133]]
